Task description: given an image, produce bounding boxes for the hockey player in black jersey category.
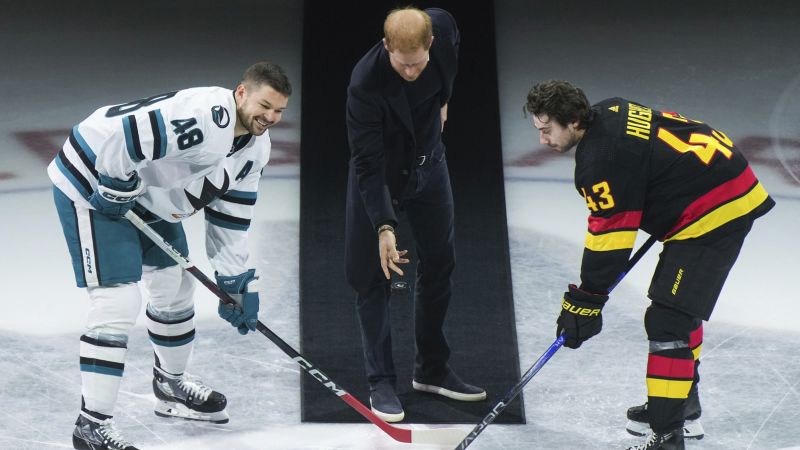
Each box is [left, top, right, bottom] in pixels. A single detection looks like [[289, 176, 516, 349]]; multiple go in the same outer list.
[[524, 80, 774, 450]]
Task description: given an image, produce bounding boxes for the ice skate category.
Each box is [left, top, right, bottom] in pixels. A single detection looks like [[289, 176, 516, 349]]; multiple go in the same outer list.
[[626, 427, 684, 450], [625, 402, 704, 440], [152, 366, 229, 423], [72, 412, 138, 450]]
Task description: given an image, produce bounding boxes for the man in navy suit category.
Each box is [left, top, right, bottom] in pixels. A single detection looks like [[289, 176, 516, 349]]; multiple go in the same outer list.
[[344, 6, 485, 422]]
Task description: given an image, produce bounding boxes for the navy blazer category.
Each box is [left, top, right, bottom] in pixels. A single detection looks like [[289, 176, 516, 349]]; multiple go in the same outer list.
[[346, 8, 460, 229]]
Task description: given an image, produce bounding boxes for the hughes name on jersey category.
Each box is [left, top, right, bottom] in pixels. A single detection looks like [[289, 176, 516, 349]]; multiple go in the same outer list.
[[48, 87, 270, 275], [575, 98, 774, 294]]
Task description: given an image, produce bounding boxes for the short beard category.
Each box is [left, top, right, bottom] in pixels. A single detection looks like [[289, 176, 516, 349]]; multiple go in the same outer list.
[[564, 131, 582, 152], [235, 106, 254, 135]]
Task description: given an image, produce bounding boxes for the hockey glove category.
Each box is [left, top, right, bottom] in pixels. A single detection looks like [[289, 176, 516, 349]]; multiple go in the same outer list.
[[88, 172, 144, 220], [556, 284, 609, 349], [215, 269, 260, 335]]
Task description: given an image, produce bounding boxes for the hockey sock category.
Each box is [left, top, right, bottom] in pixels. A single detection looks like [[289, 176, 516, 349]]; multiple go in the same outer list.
[[145, 303, 195, 375], [79, 333, 128, 416], [646, 344, 695, 433], [142, 265, 196, 374]]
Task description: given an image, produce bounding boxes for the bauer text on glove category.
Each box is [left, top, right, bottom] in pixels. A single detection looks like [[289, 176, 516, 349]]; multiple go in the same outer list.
[[556, 284, 609, 349]]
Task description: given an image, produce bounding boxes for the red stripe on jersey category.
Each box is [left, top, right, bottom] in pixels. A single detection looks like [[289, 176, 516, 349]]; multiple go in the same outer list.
[[647, 354, 695, 379], [587, 211, 642, 234], [689, 324, 703, 349], [665, 166, 757, 239]]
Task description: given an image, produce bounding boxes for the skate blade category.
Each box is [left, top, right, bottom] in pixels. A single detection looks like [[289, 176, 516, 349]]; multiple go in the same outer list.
[[625, 420, 650, 437], [625, 419, 705, 440], [683, 419, 705, 440], [155, 400, 230, 424]]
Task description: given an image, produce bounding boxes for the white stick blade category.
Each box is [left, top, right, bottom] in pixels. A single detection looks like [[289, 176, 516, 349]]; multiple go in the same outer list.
[[411, 427, 469, 446]]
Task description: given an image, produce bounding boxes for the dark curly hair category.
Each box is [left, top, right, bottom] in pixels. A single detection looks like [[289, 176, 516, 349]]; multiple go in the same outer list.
[[524, 80, 591, 129]]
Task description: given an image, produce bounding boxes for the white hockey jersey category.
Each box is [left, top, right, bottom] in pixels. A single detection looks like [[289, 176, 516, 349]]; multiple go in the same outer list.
[[48, 87, 270, 276]]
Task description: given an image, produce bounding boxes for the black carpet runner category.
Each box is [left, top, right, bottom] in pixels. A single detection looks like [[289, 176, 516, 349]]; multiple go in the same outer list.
[[299, 0, 523, 424]]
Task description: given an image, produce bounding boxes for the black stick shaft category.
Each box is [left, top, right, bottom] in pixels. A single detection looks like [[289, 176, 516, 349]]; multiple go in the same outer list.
[[124, 211, 420, 443]]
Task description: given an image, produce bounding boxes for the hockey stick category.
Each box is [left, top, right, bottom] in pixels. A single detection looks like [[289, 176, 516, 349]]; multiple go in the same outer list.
[[124, 210, 467, 446], [455, 235, 658, 449]]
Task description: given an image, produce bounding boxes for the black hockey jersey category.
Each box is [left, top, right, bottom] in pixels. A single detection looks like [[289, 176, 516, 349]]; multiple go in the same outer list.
[[575, 98, 775, 293]]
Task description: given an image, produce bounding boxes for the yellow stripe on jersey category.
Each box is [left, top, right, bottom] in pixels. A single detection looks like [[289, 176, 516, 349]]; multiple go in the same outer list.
[[647, 378, 693, 399], [692, 344, 703, 361], [584, 230, 637, 252], [666, 182, 769, 242]]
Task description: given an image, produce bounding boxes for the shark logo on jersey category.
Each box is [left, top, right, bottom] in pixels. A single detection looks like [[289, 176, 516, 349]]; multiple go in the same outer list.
[[211, 105, 230, 128], [184, 172, 231, 210]]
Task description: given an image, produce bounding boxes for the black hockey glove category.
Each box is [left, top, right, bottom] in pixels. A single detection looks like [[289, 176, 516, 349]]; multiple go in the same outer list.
[[556, 284, 609, 349]]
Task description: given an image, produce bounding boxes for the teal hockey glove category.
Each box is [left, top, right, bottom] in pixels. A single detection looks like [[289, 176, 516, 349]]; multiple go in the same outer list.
[[88, 172, 144, 220], [215, 269, 260, 335]]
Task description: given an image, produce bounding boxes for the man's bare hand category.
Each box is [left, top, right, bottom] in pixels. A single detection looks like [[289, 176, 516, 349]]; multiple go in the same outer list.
[[379, 229, 409, 279]]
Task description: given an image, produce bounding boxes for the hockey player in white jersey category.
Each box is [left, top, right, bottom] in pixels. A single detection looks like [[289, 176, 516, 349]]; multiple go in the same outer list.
[[48, 61, 291, 450]]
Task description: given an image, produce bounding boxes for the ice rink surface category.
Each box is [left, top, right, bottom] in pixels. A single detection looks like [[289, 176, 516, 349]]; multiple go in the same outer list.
[[1, 1, 798, 449]]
